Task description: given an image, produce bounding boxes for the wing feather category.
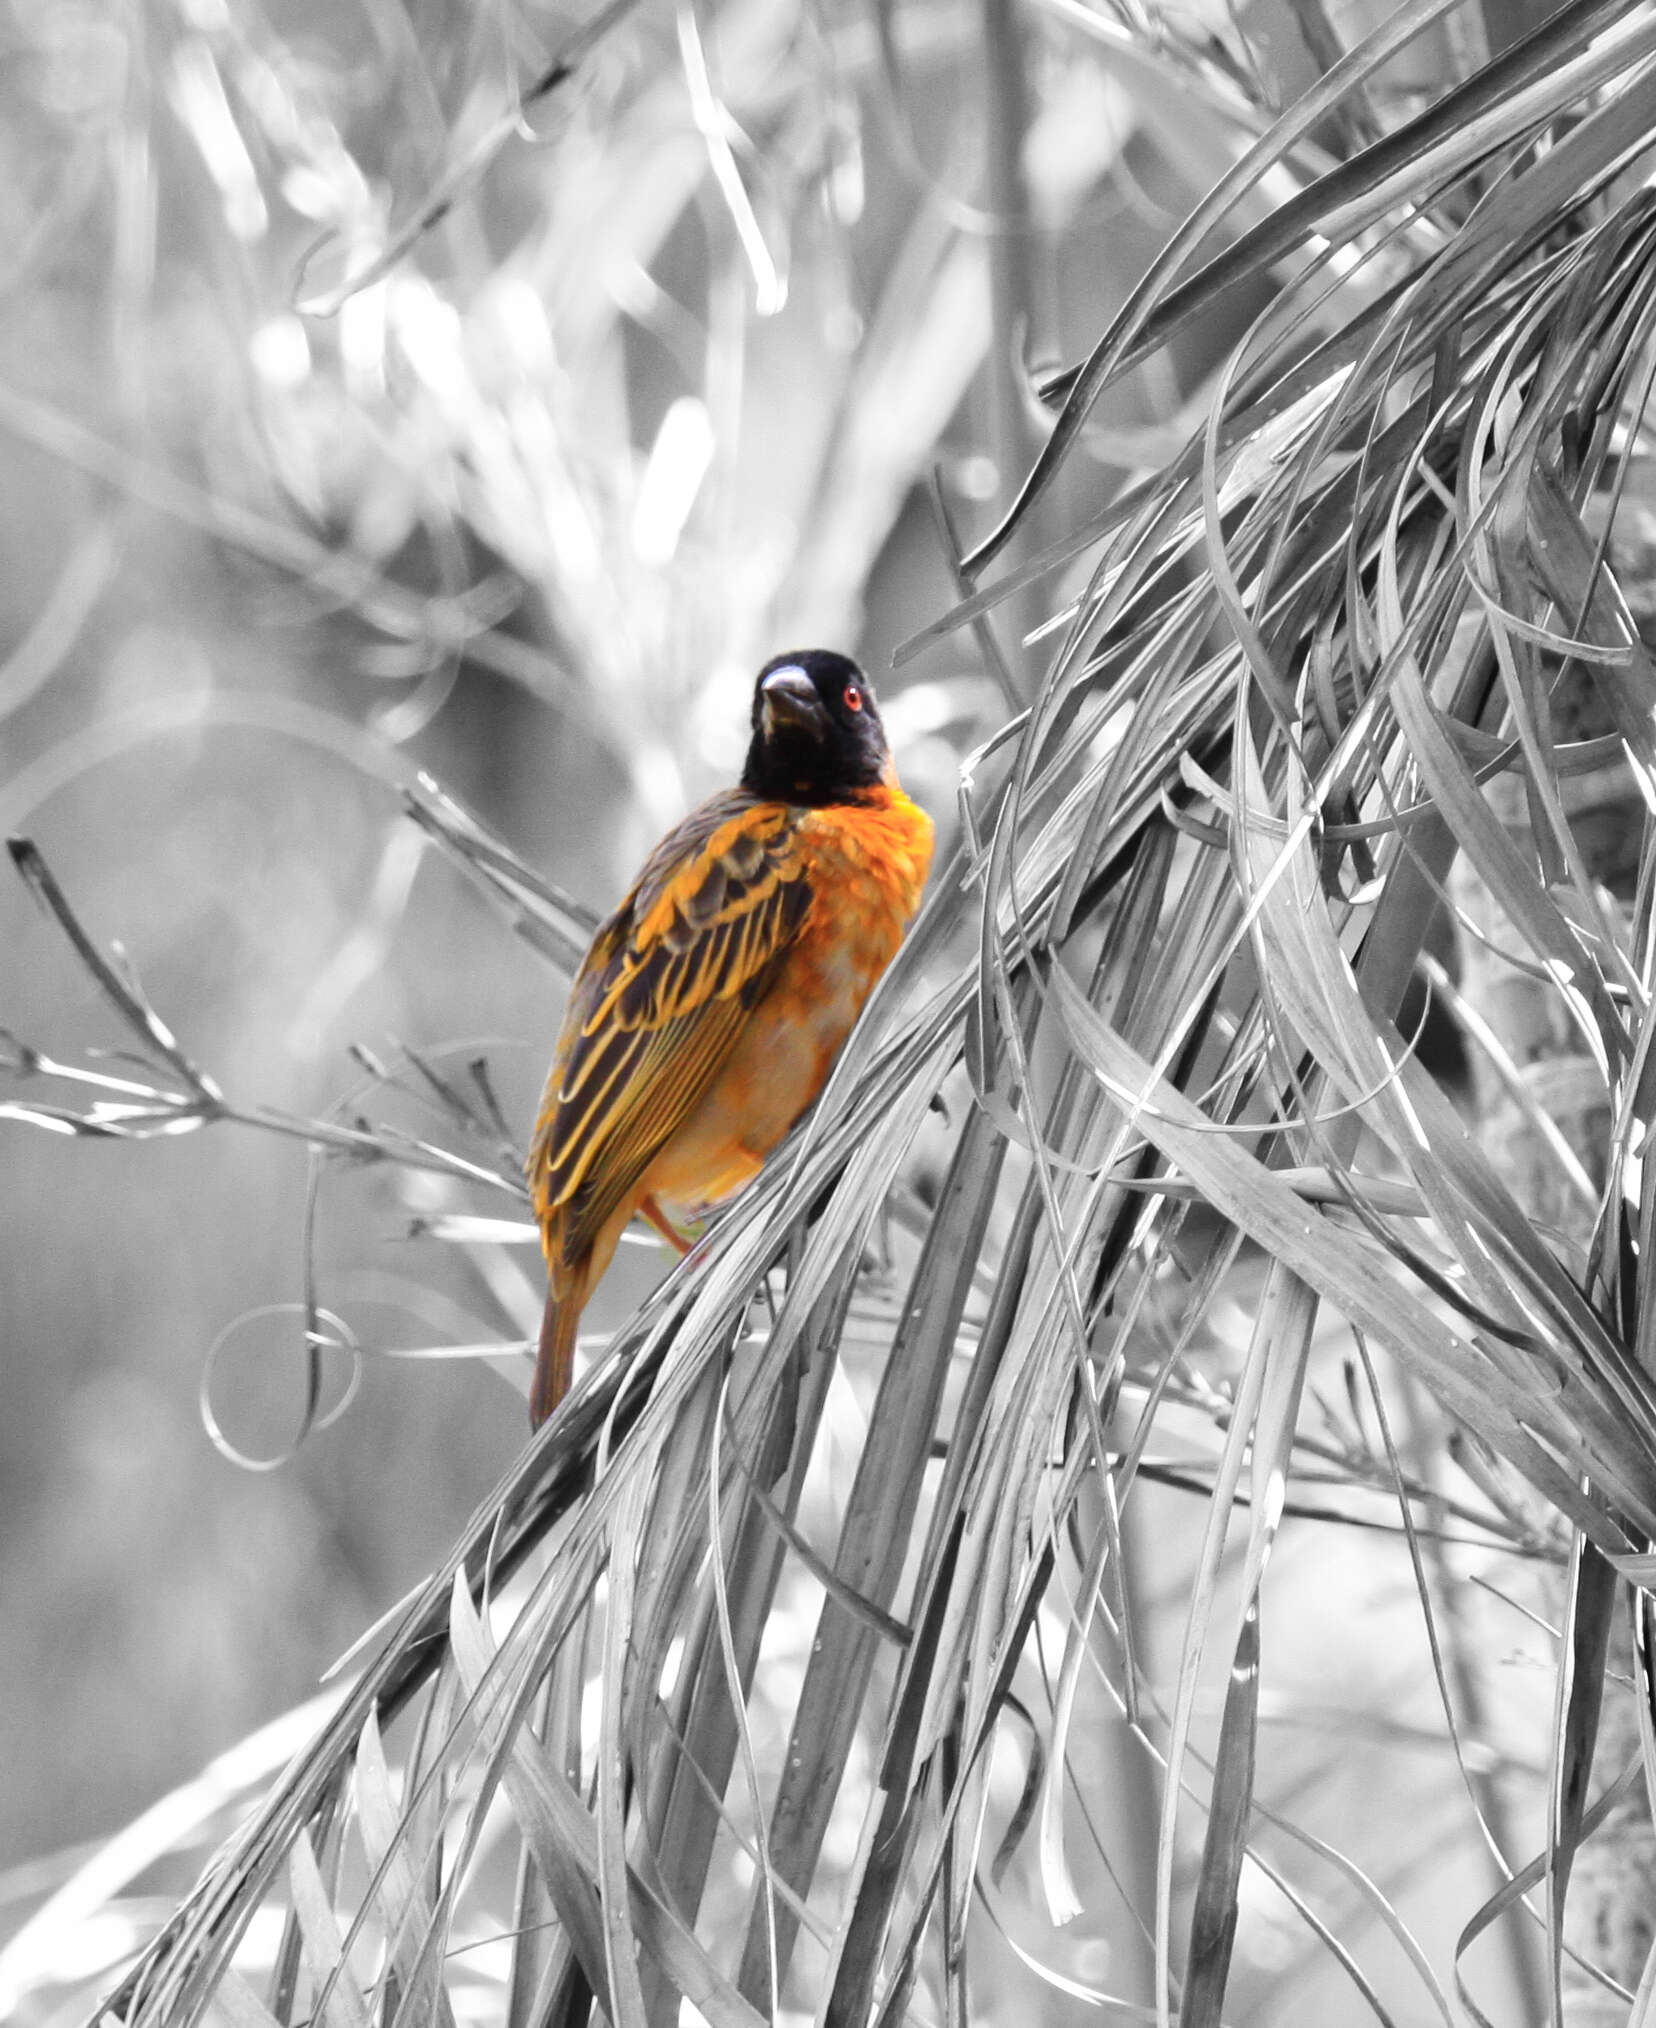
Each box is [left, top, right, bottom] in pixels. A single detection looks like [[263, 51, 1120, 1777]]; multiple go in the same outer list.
[[529, 790, 812, 1270]]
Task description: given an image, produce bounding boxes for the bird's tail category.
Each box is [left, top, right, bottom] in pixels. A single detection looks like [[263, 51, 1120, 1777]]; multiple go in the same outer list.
[[531, 1291, 581, 1428]]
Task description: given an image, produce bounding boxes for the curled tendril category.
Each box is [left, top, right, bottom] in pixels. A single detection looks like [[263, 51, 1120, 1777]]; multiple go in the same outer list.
[[199, 1303, 363, 1472]]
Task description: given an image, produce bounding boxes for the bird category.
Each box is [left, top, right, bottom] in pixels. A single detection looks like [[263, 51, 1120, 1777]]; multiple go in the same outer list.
[[526, 649, 935, 1426]]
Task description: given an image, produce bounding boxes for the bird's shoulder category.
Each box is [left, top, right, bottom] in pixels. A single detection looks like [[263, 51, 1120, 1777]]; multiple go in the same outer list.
[[792, 785, 935, 921], [562, 789, 811, 1042], [626, 789, 807, 949]]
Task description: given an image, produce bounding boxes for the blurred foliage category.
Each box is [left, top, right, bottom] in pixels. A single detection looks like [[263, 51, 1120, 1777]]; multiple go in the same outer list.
[[0, 0, 1199, 1987], [6, 0, 1656, 2024]]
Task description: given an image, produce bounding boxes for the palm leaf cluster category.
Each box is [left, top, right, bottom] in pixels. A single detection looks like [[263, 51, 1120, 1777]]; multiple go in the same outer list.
[[9, 0, 1656, 2023]]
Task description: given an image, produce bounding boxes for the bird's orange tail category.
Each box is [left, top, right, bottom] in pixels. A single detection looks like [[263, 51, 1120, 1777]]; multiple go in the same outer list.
[[531, 1291, 581, 1428]]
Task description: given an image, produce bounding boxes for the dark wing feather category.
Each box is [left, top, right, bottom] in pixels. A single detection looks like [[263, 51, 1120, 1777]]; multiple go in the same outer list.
[[528, 790, 811, 1269]]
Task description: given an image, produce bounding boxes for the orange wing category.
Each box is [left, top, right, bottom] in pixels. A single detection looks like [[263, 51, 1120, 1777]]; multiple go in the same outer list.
[[528, 790, 813, 1274]]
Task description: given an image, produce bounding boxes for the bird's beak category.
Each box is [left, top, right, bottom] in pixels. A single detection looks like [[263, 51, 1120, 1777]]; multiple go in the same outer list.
[[760, 665, 827, 738]]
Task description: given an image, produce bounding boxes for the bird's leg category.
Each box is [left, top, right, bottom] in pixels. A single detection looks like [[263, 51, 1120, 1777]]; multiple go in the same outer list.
[[640, 1195, 697, 1255]]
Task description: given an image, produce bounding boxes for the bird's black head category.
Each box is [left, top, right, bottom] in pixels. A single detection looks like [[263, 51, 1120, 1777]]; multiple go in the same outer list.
[[740, 649, 893, 805]]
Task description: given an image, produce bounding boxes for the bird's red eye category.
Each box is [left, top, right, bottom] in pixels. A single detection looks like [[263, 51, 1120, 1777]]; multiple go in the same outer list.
[[844, 685, 863, 712]]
